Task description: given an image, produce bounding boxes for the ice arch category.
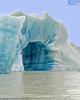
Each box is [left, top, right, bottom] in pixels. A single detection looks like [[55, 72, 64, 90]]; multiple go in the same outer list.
[[10, 11, 68, 71]]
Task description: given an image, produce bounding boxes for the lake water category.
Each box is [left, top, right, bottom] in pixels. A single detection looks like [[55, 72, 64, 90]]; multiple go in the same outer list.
[[0, 71, 80, 100]]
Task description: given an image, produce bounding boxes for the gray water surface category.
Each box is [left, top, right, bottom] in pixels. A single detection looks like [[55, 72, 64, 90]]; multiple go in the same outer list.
[[0, 71, 80, 100]]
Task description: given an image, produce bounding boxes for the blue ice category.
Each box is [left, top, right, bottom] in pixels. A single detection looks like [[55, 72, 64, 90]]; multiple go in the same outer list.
[[0, 14, 25, 73], [0, 10, 80, 73]]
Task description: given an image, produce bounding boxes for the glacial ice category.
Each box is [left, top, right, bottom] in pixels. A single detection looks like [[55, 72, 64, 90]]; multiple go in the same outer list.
[[22, 41, 53, 71], [11, 11, 68, 48], [0, 10, 80, 73], [0, 14, 25, 73], [11, 11, 68, 71]]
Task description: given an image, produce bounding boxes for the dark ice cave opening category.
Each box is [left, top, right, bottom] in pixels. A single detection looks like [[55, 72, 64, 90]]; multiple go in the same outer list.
[[22, 41, 53, 71]]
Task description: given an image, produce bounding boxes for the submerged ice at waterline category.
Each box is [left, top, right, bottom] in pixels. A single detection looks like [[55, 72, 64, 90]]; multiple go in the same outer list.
[[0, 10, 80, 73]]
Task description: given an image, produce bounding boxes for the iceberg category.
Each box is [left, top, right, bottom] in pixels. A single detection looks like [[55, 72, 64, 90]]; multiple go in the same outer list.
[[0, 10, 80, 73]]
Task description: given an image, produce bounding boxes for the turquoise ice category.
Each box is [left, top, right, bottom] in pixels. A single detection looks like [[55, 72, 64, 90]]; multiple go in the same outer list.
[[0, 14, 25, 73], [11, 11, 68, 71], [11, 11, 80, 71], [0, 10, 80, 73]]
